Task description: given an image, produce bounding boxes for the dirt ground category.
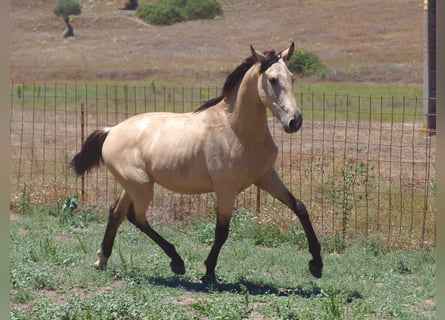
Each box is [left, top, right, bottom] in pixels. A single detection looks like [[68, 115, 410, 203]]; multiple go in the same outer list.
[[10, 0, 424, 84]]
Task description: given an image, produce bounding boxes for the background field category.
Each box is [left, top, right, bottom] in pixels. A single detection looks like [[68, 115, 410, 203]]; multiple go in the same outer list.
[[11, 0, 424, 85]]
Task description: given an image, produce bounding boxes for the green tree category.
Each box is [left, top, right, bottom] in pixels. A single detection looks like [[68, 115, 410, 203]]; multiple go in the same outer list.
[[53, 0, 82, 38]]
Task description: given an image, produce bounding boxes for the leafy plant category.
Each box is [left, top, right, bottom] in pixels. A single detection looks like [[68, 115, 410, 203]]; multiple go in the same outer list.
[[136, 0, 222, 25], [287, 50, 328, 77], [321, 286, 347, 319], [10, 184, 31, 213], [184, 0, 222, 20], [321, 147, 376, 239]]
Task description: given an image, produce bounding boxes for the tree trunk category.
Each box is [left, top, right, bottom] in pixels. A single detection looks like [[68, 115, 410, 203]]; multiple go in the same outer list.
[[63, 15, 74, 38], [123, 0, 138, 10]]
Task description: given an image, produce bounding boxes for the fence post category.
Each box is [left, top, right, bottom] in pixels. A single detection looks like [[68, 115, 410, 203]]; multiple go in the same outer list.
[[80, 102, 85, 203], [256, 186, 261, 215], [423, 0, 436, 134]]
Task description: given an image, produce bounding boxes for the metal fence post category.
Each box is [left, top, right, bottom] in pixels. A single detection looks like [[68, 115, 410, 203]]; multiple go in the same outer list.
[[423, 0, 436, 134], [80, 102, 85, 203]]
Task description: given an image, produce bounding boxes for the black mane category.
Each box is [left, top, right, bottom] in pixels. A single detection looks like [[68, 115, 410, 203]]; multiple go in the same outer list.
[[194, 50, 279, 113]]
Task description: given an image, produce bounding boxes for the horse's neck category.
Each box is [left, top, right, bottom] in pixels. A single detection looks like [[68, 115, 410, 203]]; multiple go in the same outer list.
[[229, 75, 270, 143]]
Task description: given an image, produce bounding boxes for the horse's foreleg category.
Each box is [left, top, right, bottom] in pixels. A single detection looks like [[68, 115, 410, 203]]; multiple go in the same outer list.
[[126, 183, 185, 275], [255, 170, 323, 278], [95, 190, 130, 269], [202, 192, 236, 284]]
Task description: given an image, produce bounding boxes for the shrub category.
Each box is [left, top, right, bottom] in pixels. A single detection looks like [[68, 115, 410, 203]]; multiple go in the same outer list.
[[287, 50, 328, 77], [136, 0, 222, 25], [136, 0, 185, 25], [184, 0, 222, 20]]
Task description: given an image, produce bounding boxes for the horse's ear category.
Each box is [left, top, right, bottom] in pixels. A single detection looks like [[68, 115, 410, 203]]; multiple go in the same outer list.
[[280, 42, 295, 61], [250, 45, 267, 62]]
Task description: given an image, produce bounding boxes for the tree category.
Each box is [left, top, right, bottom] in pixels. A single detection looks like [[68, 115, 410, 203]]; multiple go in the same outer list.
[[53, 0, 82, 38]]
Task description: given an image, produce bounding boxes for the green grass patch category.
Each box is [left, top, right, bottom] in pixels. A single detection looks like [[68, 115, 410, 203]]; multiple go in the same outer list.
[[11, 81, 424, 123], [11, 206, 435, 319]]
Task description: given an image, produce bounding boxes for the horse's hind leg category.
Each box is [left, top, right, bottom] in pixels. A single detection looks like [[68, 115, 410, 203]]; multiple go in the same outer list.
[[202, 191, 237, 283], [126, 183, 185, 275], [95, 189, 131, 269]]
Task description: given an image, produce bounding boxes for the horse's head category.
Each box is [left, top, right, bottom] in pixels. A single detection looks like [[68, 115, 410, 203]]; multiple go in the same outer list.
[[251, 42, 302, 133]]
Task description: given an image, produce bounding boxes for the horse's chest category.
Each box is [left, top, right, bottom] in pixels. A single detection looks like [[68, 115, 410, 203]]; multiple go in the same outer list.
[[207, 138, 277, 186]]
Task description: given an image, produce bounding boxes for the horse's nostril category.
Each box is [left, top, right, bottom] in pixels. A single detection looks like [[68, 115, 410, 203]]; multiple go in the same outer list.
[[288, 115, 302, 132]]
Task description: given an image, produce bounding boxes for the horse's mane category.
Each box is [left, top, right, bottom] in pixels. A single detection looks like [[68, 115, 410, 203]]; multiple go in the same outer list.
[[194, 50, 279, 113]]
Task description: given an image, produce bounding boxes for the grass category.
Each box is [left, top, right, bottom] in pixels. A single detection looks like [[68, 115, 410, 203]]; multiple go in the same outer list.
[[10, 80, 424, 123], [10, 206, 435, 319]]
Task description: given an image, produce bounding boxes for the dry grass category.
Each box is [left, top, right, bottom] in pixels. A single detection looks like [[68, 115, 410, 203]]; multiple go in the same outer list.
[[10, 0, 423, 84]]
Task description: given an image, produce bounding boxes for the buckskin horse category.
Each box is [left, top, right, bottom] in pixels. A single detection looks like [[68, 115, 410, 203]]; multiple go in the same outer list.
[[70, 43, 323, 283]]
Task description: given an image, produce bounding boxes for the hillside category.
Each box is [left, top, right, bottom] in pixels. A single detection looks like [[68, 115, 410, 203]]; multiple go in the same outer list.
[[10, 0, 424, 84]]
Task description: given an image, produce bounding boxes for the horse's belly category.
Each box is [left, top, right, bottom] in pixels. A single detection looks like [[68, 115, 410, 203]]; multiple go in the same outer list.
[[148, 156, 214, 195], [153, 172, 214, 195]]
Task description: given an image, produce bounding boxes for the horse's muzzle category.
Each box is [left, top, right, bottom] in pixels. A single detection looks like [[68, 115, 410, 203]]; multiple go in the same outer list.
[[285, 114, 302, 133]]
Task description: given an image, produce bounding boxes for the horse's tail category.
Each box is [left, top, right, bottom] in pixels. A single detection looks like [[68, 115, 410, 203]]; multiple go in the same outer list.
[[70, 128, 110, 176]]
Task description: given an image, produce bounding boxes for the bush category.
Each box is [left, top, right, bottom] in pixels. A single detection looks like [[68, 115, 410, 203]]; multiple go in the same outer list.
[[287, 50, 328, 77], [136, 0, 222, 25], [185, 0, 222, 20]]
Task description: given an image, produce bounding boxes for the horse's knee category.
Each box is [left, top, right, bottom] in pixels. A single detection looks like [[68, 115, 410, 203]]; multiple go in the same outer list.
[[288, 193, 309, 219]]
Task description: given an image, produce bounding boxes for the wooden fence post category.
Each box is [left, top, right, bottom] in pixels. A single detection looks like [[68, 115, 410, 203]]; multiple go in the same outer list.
[[256, 186, 261, 215]]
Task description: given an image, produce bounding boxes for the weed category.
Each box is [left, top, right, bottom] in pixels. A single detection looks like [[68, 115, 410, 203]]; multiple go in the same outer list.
[[363, 237, 385, 257], [10, 288, 32, 304], [429, 178, 436, 195], [322, 232, 347, 254], [321, 286, 348, 319], [395, 258, 412, 275], [318, 147, 376, 240], [16, 84, 22, 99], [10, 184, 31, 214]]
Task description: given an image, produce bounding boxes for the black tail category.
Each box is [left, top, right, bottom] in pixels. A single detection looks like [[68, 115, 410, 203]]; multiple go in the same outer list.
[[70, 129, 109, 176]]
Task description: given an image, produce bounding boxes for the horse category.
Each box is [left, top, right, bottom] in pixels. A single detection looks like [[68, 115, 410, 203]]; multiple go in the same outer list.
[[70, 43, 323, 283]]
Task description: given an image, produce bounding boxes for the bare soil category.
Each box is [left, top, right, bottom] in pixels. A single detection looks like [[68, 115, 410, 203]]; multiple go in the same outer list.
[[10, 0, 424, 84]]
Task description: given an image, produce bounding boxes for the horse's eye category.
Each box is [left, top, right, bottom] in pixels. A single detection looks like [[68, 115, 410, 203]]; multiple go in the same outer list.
[[269, 77, 278, 85]]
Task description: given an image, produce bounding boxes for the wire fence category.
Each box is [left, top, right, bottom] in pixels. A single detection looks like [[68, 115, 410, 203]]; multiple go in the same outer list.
[[9, 81, 436, 248]]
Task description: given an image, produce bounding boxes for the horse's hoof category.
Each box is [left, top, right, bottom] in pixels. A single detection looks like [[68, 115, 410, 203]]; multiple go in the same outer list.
[[201, 272, 217, 285], [309, 260, 323, 278], [170, 262, 186, 275], [94, 249, 108, 270], [94, 260, 107, 270]]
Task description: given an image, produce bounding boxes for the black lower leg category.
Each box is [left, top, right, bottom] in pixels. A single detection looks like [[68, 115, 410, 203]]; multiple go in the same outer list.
[[289, 192, 323, 278], [101, 202, 124, 258], [203, 222, 230, 283], [127, 206, 185, 275]]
